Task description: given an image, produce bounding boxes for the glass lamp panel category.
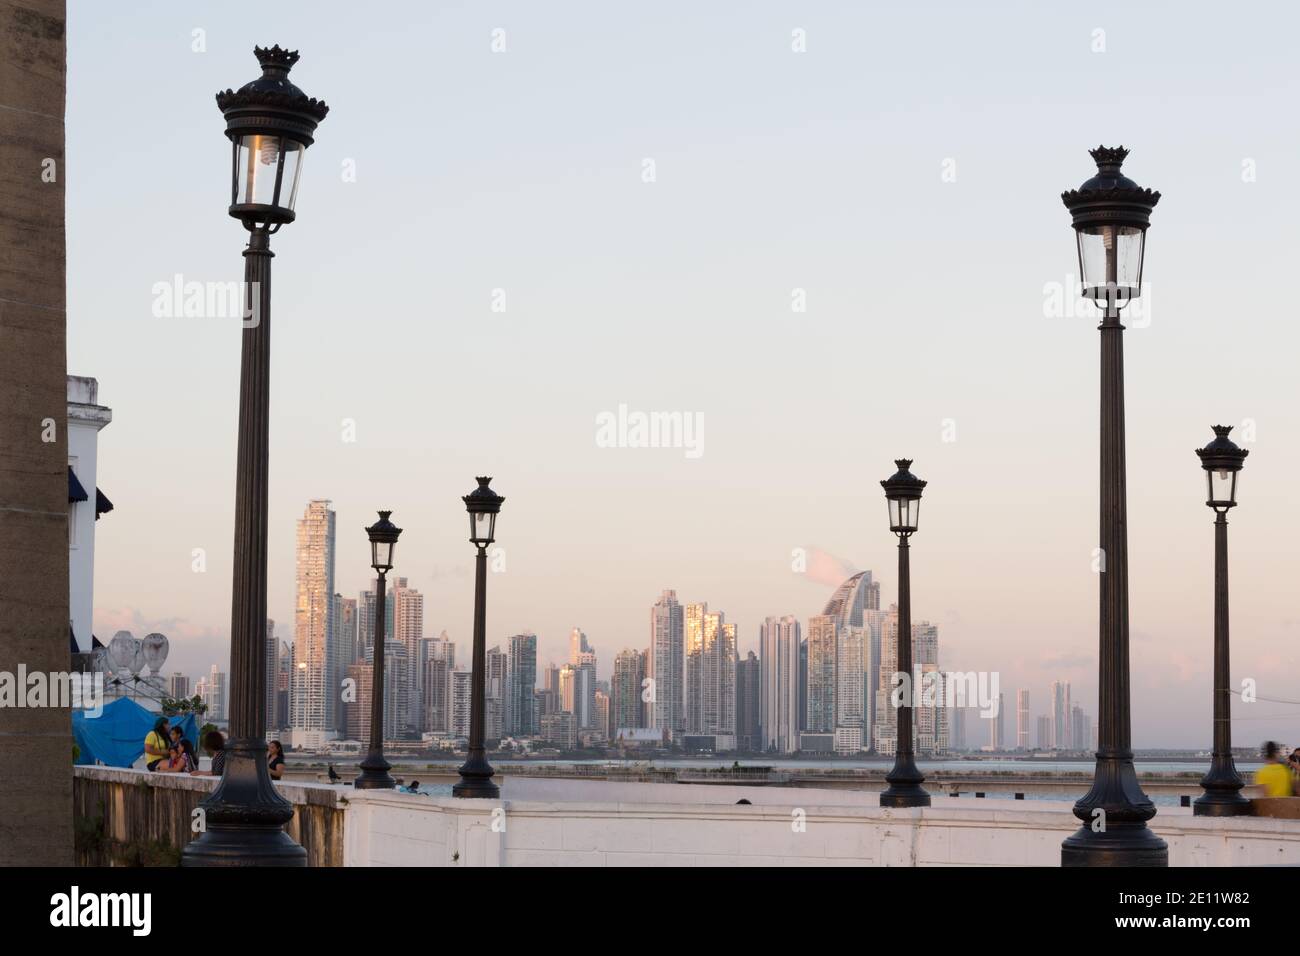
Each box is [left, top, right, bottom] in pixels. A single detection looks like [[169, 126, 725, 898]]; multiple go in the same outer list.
[[888, 498, 901, 529], [234, 134, 284, 207], [1207, 468, 1237, 507], [280, 140, 304, 211], [1077, 225, 1145, 306], [901, 497, 920, 531], [470, 511, 496, 544], [371, 539, 394, 571]]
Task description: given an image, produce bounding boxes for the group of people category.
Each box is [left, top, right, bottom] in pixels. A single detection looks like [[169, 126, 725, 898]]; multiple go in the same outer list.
[[1253, 741, 1300, 796], [143, 717, 289, 780]]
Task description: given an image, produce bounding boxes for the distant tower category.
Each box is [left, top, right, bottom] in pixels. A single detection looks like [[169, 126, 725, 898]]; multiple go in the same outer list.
[[1016, 689, 1030, 751], [291, 500, 336, 743], [759, 615, 800, 753], [648, 590, 685, 738]]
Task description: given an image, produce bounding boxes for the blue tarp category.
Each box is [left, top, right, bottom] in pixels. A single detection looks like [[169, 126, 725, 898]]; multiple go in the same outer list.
[[73, 697, 200, 769]]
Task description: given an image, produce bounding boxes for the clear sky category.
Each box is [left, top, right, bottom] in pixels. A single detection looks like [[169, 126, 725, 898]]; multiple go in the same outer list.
[[70, 0, 1300, 748]]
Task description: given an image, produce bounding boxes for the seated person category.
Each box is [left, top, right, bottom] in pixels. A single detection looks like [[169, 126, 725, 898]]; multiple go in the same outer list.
[[1254, 741, 1294, 797]]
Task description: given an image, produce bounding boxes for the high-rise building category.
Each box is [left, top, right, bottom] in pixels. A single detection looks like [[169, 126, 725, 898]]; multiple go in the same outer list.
[[806, 615, 836, 735], [291, 500, 336, 740], [486, 645, 508, 740], [1051, 681, 1072, 751], [989, 692, 1006, 750], [951, 706, 967, 751], [1036, 714, 1052, 750], [874, 607, 946, 756], [207, 665, 227, 722], [1071, 705, 1091, 752], [798, 637, 808, 733], [648, 590, 685, 738], [329, 596, 358, 725], [611, 648, 646, 733], [423, 652, 454, 733], [450, 670, 472, 737], [592, 690, 610, 742], [576, 648, 598, 729], [735, 651, 760, 751], [759, 615, 800, 753], [388, 577, 424, 734], [1016, 689, 1030, 751], [168, 672, 190, 700], [276, 641, 292, 731], [685, 604, 736, 736], [263, 618, 277, 729], [361, 640, 409, 740], [508, 633, 538, 736], [569, 627, 590, 664]]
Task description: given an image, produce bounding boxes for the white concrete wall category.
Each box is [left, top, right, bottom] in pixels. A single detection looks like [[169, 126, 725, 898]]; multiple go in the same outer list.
[[341, 781, 1300, 867]]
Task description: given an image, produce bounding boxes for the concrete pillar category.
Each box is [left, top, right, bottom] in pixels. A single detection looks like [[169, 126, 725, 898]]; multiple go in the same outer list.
[[0, 0, 72, 865]]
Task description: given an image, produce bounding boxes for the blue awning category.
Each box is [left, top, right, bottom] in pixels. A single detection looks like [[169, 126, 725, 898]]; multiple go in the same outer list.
[[95, 487, 114, 520], [68, 466, 89, 503]]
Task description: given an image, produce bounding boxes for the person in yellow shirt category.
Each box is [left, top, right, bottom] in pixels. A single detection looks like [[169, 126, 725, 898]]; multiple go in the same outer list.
[[1254, 741, 1295, 797], [144, 717, 171, 772]]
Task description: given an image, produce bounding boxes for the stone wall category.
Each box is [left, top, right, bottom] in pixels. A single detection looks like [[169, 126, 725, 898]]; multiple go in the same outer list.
[[73, 767, 347, 866], [0, 0, 71, 867]]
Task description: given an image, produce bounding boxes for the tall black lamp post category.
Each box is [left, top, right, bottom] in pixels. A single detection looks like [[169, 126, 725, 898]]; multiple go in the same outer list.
[[879, 459, 930, 808], [1193, 426, 1250, 816], [355, 511, 402, 790], [1059, 147, 1167, 866], [183, 46, 327, 867], [454, 477, 505, 798]]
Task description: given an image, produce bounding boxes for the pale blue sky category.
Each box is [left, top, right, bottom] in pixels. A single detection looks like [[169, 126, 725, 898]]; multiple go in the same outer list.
[[70, 0, 1300, 747]]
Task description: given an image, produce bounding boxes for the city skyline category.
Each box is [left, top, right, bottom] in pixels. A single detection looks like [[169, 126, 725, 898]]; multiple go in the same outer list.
[[72, 2, 1300, 751]]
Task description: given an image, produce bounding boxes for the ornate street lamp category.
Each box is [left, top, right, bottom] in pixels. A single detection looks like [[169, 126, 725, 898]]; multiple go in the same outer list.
[[183, 46, 327, 868], [879, 459, 930, 808], [355, 511, 403, 790], [1193, 426, 1249, 816], [454, 477, 504, 798], [1059, 147, 1167, 866]]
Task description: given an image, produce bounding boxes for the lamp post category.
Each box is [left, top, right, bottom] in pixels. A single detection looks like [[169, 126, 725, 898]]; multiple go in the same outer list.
[[454, 477, 504, 798], [1193, 426, 1249, 816], [879, 459, 930, 808], [183, 46, 327, 867], [355, 512, 402, 790], [1059, 147, 1167, 866]]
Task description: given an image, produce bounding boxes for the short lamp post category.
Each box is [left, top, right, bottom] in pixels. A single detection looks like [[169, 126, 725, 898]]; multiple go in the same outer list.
[[355, 511, 402, 790], [1193, 426, 1250, 816], [453, 477, 505, 799], [879, 459, 930, 809], [183, 45, 327, 867], [1059, 146, 1168, 867]]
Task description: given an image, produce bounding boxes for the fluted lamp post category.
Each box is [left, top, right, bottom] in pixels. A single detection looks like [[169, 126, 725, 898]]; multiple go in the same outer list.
[[1193, 426, 1249, 816], [879, 459, 930, 809], [454, 477, 505, 798], [1059, 146, 1167, 867], [183, 45, 327, 867], [355, 512, 403, 790]]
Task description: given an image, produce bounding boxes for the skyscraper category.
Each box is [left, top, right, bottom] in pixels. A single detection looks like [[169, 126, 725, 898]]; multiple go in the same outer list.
[[1071, 705, 1091, 752], [569, 627, 590, 664], [648, 589, 684, 738], [685, 604, 736, 737], [806, 615, 836, 734], [327, 595, 357, 733], [508, 633, 538, 736], [912, 621, 945, 755], [1051, 681, 1072, 751], [735, 650, 760, 751], [989, 692, 1005, 750], [611, 648, 646, 733], [1036, 714, 1052, 750], [486, 645, 508, 740], [423, 646, 454, 733], [291, 500, 336, 743], [1016, 689, 1030, 751], [576, 648, 598, 729], [207, 665, 227, 722], [759, 615, 800, 753], [168, 672, 190, 700], [451, 670, 472, 737], [390, 577, 424, 734]]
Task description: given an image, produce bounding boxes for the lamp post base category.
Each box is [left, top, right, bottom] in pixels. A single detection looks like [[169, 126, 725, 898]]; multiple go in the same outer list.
[[181, 826, 308, 867], [880, 757, 930, 808], [181, 739, 306, 867], [1193, 787, 1250, 817], [1061, 822, 1168, 867], [354, 754, 395, 791], [453, 755, 499, 799]]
